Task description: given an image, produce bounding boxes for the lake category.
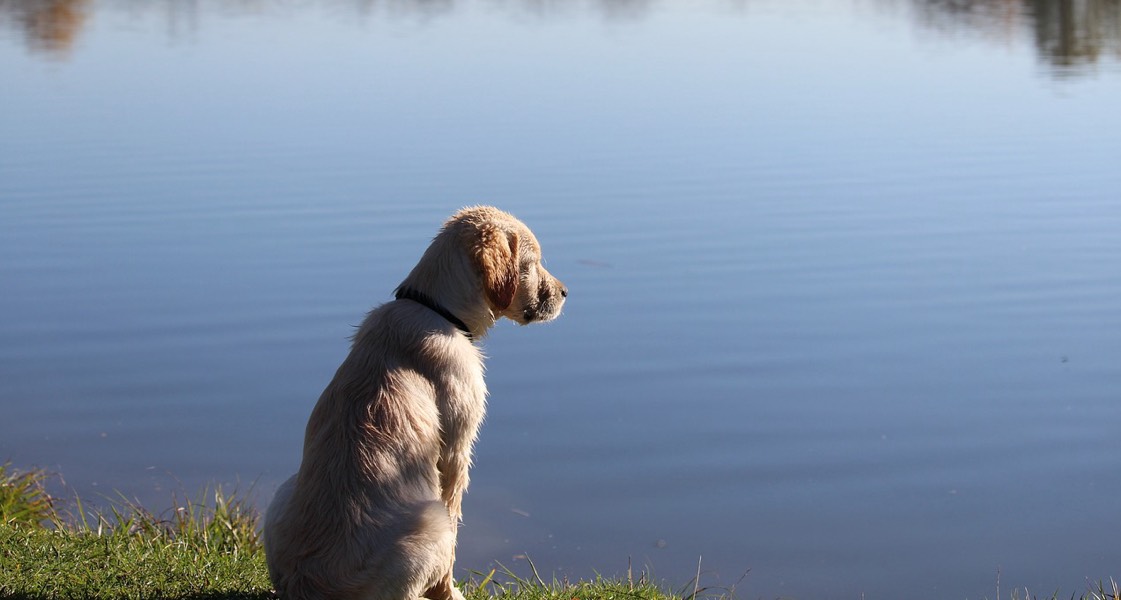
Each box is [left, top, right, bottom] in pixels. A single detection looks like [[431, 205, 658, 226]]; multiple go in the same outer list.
[[2, 0, 1120, 598]]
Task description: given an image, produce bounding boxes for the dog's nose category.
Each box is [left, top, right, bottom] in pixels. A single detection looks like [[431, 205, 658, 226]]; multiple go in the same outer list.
[[560, 286, 568, 298]]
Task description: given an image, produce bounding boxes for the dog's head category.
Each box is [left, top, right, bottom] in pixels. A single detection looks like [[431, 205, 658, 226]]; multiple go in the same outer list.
[[401, 206, 567, 334], [454, 206, 567, 326]]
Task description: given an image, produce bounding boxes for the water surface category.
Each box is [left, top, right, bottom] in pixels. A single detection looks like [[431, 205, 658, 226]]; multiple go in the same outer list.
[[2, 1, 1120, 598]]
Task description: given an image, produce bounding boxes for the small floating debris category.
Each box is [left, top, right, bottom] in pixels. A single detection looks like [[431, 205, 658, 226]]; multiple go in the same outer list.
[[577, 259, 613, 268]]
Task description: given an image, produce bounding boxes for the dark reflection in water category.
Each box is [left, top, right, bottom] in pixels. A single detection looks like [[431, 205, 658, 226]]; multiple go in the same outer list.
[[910, 0, 1121, 74], [2, 0, 1120, 76], [1030, 0, 1121, 70]]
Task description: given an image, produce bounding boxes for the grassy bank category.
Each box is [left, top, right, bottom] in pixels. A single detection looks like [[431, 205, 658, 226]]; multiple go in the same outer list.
[[1, 464, 1117, 600], [0, 464, 675, 600], [1, 462, 270, 599]]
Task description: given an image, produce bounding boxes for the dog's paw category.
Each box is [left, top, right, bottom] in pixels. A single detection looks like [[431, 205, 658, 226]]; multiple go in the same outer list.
[[422, 579, 467, 600]]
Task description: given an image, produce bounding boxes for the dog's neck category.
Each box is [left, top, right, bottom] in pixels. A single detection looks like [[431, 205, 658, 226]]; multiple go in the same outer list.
[[394, 286, 475, 341], [395, 237, 503, 340]]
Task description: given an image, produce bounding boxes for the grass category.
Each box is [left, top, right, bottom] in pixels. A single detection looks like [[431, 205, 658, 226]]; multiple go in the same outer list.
[[0, 463, 1117, 600], [1, 462, 270, 599], [0, 463, 54, 529]]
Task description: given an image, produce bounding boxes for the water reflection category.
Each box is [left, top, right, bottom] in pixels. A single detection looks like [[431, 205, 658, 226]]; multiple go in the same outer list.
[[910, 0, 1121, 74], [2, 0, 1119, 75], [1029, 0, 1121, 70], [0, 0, 89, 57]]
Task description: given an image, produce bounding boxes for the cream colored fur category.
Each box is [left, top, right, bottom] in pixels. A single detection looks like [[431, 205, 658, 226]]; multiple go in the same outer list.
[[263, 206, 567, 600]]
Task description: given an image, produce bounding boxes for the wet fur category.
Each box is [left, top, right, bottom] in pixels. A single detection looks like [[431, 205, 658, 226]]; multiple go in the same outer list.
[[264, 206, 566, 600]]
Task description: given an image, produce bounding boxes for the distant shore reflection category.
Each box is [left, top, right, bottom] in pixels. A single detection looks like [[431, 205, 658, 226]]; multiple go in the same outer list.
[[3, 0, 1118, 70], [911, 0, 1121, 75], [0, 0, 90, 57]]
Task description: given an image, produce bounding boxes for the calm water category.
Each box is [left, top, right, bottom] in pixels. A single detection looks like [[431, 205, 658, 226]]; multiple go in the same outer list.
[[2, 1, 1120, 597]]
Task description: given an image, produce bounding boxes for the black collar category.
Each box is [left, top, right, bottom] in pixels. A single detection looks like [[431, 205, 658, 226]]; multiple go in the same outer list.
[[394, 287, 473, 341]]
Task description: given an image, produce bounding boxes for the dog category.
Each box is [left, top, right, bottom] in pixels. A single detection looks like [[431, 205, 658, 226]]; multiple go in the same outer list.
[[263, 206, 567, 600]]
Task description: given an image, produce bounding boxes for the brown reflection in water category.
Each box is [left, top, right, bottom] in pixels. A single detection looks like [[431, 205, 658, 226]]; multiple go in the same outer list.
[[910, 0, 1121, 73], [0, 0, 90, 57]]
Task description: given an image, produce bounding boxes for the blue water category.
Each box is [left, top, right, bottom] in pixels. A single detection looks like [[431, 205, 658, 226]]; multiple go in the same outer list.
[[2, 1, 1120, 598]]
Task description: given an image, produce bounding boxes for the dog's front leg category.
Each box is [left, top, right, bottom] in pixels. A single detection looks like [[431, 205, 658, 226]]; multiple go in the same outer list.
[[429, 460, 468, 600], [430, 444, 472, 600]]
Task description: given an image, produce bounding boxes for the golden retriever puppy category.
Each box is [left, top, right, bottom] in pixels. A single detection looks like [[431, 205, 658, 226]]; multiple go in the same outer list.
[[264, 206, 567, 600]]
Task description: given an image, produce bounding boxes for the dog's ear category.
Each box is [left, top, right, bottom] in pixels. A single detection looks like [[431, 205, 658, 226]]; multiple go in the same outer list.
[[474, 227, 520, 311]]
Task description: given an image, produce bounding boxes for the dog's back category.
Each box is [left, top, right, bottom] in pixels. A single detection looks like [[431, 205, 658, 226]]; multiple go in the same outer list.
[[264, 300, 485, 600]]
